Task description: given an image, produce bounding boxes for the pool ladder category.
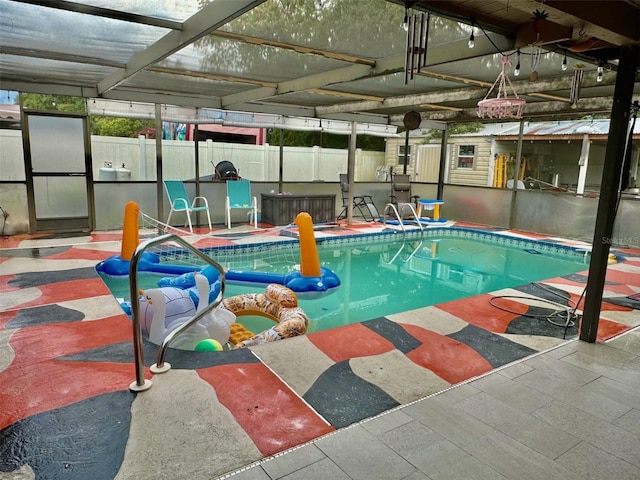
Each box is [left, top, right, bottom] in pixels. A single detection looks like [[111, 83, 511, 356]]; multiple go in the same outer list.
[[382, 203, 425, 237], [380, 203, 425, 264], [128, 233, 226, 392]]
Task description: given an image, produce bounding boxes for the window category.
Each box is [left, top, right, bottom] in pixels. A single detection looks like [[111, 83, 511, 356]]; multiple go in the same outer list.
[[398, 144, 411, 166], [457, 144, 475, 169]]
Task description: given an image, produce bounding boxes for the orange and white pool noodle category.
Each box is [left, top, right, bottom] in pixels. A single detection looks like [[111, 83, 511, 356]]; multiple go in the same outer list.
[[120, 201, 140, 261], [294, 212, 321, 278]]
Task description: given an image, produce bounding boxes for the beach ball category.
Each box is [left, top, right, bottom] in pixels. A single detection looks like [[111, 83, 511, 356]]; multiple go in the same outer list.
[[194, 339, 223, 351]]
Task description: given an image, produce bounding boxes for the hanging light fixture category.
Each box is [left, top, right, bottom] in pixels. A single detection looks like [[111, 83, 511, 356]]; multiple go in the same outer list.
[[468, 21, 475, 48], [514, 49, 521, 76], [561, 51, 568, 71], [402, 2, 410, 31], [596, 60, 604, 82]]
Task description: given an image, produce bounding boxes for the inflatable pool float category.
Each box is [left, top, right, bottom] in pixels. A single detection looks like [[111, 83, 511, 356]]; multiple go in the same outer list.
[[221, 283, 309, 348]]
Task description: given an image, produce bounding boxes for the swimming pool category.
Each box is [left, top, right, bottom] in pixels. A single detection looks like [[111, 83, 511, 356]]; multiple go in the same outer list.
[[98, 228, 590, 335]]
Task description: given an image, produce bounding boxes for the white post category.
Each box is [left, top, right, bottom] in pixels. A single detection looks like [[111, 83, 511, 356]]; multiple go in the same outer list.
[[312, 145, 320, 181], [576, 134, 591, 195], [138, 135, 146, 181], [262, 142, 269, 182]]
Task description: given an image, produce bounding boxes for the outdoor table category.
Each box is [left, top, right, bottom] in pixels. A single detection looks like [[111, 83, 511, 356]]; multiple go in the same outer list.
[[417, 199, 446, 223]]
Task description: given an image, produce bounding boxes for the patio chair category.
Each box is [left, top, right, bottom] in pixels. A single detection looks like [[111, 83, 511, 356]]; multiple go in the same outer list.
[[225, 179, 258, 229], [163, 180, 212, 233], [336, 173, 380, 222], [390, 174, 419, 213]]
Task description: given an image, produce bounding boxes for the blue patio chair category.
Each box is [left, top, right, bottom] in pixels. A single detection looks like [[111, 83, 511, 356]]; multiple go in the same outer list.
[[225, 179, 257, 229], [163, 180, 212, 233]]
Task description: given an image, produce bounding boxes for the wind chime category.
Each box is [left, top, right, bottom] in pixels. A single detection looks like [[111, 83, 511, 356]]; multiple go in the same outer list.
[[403, 6, 429, 84], [477, 55, 526, 119], [570, 65, 585, 108]]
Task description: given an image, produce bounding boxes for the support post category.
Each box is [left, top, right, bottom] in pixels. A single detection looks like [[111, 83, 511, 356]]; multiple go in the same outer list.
[[155, 104, 163, 232], [437, 125, 448, 199], [403, 130, 410, 175], [508, 119, 525, 228], [346, 122, 357, 224], [278, 129, 284, 193], [581, 45, 639, 343], [576, 134, 591, 195]]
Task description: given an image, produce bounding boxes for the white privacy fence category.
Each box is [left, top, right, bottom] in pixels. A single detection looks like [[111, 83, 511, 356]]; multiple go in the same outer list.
[[0, 131, 385, 183], [88, 136, 385, 183]]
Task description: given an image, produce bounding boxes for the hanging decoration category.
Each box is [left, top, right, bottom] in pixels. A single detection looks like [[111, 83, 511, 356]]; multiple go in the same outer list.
[[528, 10, 548, 81], [570, 64, 585, 108], [477, 55, 526, 119], [404, 8, 429, 84], [530, 45, 543, 81], [531, 9, 549, 42]]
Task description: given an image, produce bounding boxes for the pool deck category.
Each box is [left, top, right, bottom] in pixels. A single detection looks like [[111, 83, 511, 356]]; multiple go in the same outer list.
[[1, 221, 639, 479]]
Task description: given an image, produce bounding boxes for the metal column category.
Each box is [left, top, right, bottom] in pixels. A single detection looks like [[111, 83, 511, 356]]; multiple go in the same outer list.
[[580, 45, 639, 342]]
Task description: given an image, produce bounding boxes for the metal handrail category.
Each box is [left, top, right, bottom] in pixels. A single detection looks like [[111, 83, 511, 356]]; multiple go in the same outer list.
[[383, 203, 405, 234], [128, 233, 226, 392], [382, 203, 425, 239]]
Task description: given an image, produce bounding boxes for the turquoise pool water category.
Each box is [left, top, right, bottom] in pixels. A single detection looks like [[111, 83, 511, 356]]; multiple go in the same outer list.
[[99, 229, 590, 334]]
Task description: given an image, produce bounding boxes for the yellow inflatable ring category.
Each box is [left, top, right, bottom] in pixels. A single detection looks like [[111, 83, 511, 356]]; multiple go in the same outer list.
[[220, 284, 310, 348]]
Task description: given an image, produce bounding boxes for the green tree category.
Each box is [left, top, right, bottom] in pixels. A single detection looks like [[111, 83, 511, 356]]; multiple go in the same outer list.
[[420, 122, 484, 142], [266, 129, 385, 151], [21, 94, 85, 112], [90, 116, 155, 137], [20, 93, 156, 136]]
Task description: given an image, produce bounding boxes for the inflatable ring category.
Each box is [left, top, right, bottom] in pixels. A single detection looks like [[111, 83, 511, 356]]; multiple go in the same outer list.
[[220, 284, 309, 348]]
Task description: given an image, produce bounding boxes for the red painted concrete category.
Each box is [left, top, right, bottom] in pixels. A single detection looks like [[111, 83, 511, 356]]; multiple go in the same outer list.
[[308, 323, 396, 363], [0, 315, 143, 430], [436, 294, 527, 333], [594, 318, 631, 342], [403, 325, 493, 384], [198, 362, 334, 456], [12, 278, 112, 309]]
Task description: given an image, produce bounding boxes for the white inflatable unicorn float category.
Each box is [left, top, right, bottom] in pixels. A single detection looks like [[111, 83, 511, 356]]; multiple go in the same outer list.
[[140, 273, 236, 350]]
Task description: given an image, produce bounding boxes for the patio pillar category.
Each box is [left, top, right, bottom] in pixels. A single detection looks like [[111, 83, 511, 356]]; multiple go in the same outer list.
[[581, 45, 639, 343], [278, 129, 284, 193], [437, 124, 448, 199], [576, 134, 591, 195], [155, 104, 164, 225], [346, 121, 357, 224], [508, 119, 525, 228]]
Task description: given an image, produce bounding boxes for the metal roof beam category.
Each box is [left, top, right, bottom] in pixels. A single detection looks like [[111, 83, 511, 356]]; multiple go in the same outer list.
[[12, 0, 184, 30], [220, 33, 513, 109], [211, 31, 376, 66], [397, 96, 628, 123], [0, 45, 124, 68], [317, 70, 618, 116], [97, 0, 265, 95]]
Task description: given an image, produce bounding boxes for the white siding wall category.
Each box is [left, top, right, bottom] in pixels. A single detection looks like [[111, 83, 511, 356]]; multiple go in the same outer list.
[[447, 138, 491, 186]]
